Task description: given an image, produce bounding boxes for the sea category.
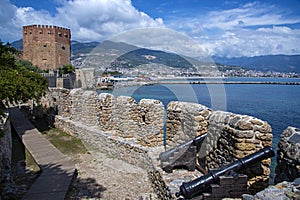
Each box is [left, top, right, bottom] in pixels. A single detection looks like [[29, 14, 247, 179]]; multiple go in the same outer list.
[[98, 77, 300, 180]]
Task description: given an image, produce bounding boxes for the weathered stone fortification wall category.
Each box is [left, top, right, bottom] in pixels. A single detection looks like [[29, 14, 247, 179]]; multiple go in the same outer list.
[[275, 126, 300, 184], [166, 101, 211, 148], [44, 88, 273, 196], [41, 87, 70, 117], [54, 116, 153, 170], [165, 103, 272, 193], [203, 111, 273, 193], [44, 88, 165, 147], [0, 114, 14, 198]]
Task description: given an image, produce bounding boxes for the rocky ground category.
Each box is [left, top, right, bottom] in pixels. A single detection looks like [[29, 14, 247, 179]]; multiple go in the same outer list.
[[67, 148, 157, 199], [242, 178, 300, 200]]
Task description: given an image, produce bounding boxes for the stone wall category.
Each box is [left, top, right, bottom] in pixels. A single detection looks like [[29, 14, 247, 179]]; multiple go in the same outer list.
[[41, 88, 70, 117], [166, 101, 211, 149], [0, 113, 14, 198], [275, 126, 300, 184], [201, 111, 273, 193], [43, 88, 274, 195], [165, 104, 273, 193], [54, 116, 153, 170], [45, 88, 165, 147]]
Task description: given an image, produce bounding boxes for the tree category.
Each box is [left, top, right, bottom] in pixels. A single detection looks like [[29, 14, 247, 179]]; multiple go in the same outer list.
[[58, 64, 75, 75], [16, 59, 43, 73], [0, 41, 48, 115]]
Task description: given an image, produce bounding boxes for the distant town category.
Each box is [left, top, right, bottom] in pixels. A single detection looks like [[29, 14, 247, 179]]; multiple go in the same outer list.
[[103, 64, 300, 79]]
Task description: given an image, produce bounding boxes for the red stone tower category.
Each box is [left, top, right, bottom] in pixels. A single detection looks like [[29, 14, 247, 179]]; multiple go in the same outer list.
[[22, 25, 71, 70]]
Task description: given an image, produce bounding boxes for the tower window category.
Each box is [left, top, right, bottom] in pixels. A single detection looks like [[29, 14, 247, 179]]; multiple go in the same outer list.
[[62, 46, 65, 50], [58, 32, 62, 37], [64, 33, 68, 38], [43, 44, 47, 47], [48, 31, 51, 34], [39, 30, 43, 34]]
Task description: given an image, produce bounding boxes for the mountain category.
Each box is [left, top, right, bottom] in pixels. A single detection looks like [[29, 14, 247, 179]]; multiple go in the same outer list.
[[10, 39, 23, 50], [71, 40, 99, 54], [71, 40, 200, 71], [111, 48, 193, 69], [71, 40, 141, 56], [213, 55, 300, 73], [99, 40, 137, 52]]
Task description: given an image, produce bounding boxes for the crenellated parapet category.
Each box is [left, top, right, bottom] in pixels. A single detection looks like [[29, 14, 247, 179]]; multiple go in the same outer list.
[[23, 24, 70, 44], [47, 88, 165, 146]]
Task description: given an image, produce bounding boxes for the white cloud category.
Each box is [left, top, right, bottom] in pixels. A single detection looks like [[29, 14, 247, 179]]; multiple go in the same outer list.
[[0, 0, 163, 42], [197, 26, 300, 57], [204, 2, 300, 30], [167, 1, 300, 57]]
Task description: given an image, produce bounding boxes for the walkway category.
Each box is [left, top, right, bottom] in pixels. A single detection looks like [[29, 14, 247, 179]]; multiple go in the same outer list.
[[9, 108, 76, 200]]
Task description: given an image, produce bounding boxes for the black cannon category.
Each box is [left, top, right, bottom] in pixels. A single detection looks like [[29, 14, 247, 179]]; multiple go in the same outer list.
[[159, 133, 207, 173], [176, 146, 275, 199]]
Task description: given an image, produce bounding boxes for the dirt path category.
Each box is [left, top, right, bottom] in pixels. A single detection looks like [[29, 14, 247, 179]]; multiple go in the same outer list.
[[68, 150, 157, 200]]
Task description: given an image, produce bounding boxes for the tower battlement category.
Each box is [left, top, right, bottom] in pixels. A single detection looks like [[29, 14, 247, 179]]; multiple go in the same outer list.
[[23, 24, 71, 70]]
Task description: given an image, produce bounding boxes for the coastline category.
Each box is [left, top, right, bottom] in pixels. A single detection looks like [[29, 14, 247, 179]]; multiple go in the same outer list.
[[156, 81, 300, 85], [105, 77, 300, 90]]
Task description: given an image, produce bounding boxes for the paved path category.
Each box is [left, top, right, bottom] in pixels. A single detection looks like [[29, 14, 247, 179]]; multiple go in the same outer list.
[[9, 108, 76, 200]]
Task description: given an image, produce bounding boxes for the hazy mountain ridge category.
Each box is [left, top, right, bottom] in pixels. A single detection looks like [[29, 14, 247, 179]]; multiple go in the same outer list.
[[10, 39, 23, 50], [111, 48, 194, 69], [71, 41, 100, 54], [70, 40, 205, 70], [213, 55, 300, 73]]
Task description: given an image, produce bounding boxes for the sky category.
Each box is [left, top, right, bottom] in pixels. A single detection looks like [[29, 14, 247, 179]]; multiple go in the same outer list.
[[1, 0, 300, 57]]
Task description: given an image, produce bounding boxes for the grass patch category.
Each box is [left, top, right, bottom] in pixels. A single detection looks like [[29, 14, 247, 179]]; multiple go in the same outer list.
[[43, 128, 88, 156], [25, 148, 40, 173]]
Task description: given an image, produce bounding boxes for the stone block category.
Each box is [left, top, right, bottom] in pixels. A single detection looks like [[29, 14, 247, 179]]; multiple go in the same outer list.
[[237, 120, 253, 130], [235, 143, 256, 151]]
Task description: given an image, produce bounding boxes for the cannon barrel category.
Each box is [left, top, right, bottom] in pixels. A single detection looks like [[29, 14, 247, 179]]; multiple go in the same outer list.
[[176, 146, 275, 199], [159, 133, 207, 161], [159, 133, 207, 172]]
